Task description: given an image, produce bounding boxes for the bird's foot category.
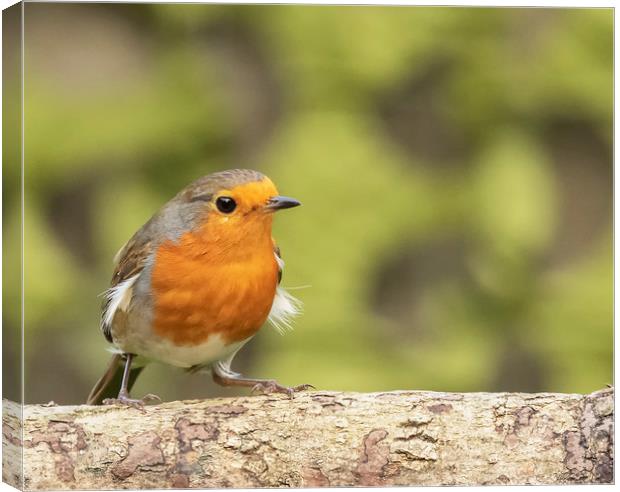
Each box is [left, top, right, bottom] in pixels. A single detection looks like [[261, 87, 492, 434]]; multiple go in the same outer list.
[[251, 380, 314, 399], [103, 393, 161, 412]]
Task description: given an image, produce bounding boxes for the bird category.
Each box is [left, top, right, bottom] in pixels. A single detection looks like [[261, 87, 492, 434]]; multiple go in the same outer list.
[[86, 169, 312, 407]]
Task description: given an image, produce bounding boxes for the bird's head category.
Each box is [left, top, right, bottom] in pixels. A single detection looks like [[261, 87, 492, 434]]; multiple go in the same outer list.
[[180, 169, 300, 233]]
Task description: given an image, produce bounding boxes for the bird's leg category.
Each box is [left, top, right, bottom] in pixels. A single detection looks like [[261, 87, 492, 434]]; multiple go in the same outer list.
[[103, 354, 161, 410], [212, 362, 313, 399]]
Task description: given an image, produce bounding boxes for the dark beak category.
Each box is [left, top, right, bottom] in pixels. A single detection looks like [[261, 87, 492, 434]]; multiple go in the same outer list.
[[265, 195, 301, 211]]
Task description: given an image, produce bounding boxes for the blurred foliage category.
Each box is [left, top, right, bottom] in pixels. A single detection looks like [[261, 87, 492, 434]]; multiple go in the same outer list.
[[3, 3, 23, 402], [6, 4, 612, 403]]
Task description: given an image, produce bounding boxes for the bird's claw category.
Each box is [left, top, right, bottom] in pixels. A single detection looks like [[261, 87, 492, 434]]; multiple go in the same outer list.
[[251, 381, 314, 399], [292, 383, 315, 392], [142, 393, 162, 404], [102, 393, 161, 412]]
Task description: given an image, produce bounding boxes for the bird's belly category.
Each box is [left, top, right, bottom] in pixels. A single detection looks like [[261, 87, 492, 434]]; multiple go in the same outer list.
[[150, 249, 279, 348], [121, 331, 249, 368]]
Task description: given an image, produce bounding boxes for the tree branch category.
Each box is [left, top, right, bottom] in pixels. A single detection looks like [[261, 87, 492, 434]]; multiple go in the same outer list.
[[2, 388, 613, 489]]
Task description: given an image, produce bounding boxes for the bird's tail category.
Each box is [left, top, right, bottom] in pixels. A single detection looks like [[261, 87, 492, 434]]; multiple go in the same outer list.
[[86, 354, 144, 405]]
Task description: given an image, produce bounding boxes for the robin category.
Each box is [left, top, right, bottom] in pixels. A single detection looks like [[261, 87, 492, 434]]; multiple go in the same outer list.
[[86, 169, 312, 407]]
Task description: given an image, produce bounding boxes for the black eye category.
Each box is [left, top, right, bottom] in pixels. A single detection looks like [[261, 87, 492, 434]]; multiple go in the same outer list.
[[216, 196, 236, 214]]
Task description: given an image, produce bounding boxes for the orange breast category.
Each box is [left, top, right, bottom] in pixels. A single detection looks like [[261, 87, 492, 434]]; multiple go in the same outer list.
[[150, 213, 279, 346]]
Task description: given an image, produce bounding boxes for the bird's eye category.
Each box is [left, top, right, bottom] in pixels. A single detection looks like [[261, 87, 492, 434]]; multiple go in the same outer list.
[[216, 196, 237, 214]]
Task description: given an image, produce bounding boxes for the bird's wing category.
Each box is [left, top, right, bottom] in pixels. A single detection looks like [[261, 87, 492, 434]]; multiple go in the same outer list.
[[101, 231, 153, 343], [110, 234, 153, 288], [99, 194, 206, 343], [268, 241, 302, 334], [274, 242, 284, 284]]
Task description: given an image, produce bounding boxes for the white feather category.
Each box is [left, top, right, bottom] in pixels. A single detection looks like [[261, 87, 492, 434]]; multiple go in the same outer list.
[[268, 286, 302, 335], [275, 253, 285, 270], [102, 274, 139, 328], [112, 242, 127, 266]]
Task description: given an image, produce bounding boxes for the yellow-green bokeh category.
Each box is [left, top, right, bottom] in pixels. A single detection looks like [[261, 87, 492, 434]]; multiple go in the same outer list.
[[11, 4, 612, 403]]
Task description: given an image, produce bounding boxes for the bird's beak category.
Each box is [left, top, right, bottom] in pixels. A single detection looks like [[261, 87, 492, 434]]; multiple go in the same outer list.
[[265, 195, 301, 212]]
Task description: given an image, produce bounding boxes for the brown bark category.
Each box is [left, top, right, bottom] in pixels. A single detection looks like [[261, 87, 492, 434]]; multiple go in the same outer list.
[[2, 388, 614, 489]]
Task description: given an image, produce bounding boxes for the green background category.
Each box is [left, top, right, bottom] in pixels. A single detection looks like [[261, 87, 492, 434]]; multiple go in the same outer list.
[[4, 4, 612, 404]]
